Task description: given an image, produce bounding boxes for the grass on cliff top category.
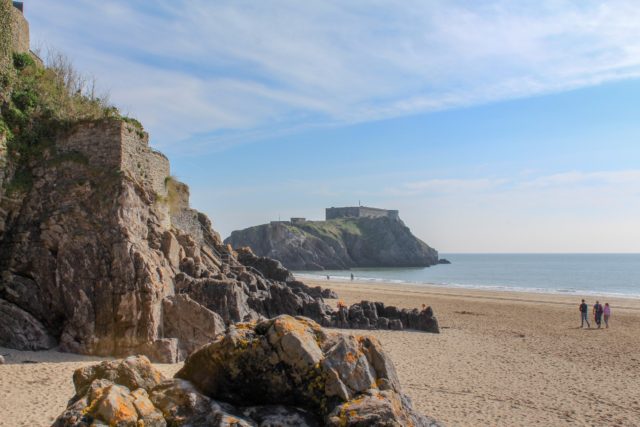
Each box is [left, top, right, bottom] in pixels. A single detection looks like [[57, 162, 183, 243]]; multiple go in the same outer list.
[[0, 50, 141, 194]]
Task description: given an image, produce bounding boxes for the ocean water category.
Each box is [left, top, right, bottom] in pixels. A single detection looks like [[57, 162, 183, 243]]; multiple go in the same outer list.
[[295, 254, 640, 298]]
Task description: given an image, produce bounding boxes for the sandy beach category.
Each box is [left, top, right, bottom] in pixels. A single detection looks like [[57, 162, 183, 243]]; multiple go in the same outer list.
[[2, 278, 640, 426]]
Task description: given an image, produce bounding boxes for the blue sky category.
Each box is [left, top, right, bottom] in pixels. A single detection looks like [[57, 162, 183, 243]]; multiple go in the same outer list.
[[24, 0, 640, 252]]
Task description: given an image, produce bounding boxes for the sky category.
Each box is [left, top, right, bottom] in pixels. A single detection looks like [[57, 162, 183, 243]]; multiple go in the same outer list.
[[24, 0, 640, 253]]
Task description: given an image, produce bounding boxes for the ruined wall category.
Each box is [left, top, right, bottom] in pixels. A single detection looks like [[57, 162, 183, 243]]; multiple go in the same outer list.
[[9, 4, 28, 54], [120, 125, 169, 196], [58, 120, 123, 169], [59, 120, 170, 198], [168, 180, 206, 242]]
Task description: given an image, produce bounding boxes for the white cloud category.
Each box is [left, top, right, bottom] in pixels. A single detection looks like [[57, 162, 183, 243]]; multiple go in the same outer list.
[[395, 178, 507, 195], [26, 0, 640, 150], [390, 169, 640, 252]]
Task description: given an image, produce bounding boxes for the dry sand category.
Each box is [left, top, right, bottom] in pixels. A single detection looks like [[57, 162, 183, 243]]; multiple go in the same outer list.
[[2, 278, 639, 426]]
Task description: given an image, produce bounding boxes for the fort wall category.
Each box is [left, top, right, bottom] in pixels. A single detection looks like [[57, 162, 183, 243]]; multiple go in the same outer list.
[[325, 206, 399, 220]]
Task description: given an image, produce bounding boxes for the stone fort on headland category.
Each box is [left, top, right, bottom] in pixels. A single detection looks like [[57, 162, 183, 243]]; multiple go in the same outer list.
[[326, 206, 400, 221]]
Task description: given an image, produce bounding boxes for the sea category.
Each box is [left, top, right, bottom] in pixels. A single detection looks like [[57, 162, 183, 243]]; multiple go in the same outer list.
[[294, 254, 640, 298]]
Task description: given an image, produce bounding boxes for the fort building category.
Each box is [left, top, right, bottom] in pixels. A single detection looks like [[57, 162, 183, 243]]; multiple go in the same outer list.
[[325, 206, 400, 221]]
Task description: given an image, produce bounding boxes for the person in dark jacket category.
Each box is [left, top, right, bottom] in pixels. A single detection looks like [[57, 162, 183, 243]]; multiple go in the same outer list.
[[579, 299, 590, 328], [593, 301, 604, 328]]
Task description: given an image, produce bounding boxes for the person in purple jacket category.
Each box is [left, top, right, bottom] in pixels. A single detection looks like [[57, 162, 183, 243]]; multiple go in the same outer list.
[[603, 303, 611, 328]]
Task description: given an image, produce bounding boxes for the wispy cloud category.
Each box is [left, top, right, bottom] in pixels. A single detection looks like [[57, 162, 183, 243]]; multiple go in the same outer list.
[[392, 178, 507, 196], [396, 169, 640, 196], [388, 169, 640, 252], [27, 0, 640, 151]]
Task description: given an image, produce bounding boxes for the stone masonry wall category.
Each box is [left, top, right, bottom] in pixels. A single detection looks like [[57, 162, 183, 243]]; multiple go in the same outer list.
[[326, 207, 360, 220], [9, 3, 28, 54], [59, 120, 170, 197], [120, 124, 169, 196], [325, 206, 399, 220], [58, 120, 123, 170]]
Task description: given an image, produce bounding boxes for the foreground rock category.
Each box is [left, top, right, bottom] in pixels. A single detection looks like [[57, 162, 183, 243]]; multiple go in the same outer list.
[[225, 214, 440, 270], [54, 316, 443, 427]]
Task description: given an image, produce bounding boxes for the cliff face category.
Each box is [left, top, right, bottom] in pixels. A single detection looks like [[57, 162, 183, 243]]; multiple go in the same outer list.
[[0, 10, 440, 363], [0, 119, 347, 361], [224, 217, 439, 270]]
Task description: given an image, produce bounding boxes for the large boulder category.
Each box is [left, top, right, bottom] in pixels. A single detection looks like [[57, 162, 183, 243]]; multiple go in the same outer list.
[[162, 294, 226, 358], [53, 318, 443, 426], [176, 315, 441, 426], [53, 356, 168, 427]]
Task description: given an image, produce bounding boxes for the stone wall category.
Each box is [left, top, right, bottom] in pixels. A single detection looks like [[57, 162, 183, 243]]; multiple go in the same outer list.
[[326, 207, 360, 220], [58, 120, 123, 170], [9, 2, 28, 54], [359, 207, 399, 220], [120, 124, 169, 196], [59, 120, 170, 197], [172, 208, 204, 243], [325, 206, 399, 220]]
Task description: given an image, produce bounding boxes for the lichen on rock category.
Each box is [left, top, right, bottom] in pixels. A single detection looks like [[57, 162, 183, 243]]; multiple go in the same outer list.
[[53, 317, 443, 426]]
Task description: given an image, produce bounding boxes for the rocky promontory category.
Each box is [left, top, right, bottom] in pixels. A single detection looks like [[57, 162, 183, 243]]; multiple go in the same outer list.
[[225, 212, 440, 270]]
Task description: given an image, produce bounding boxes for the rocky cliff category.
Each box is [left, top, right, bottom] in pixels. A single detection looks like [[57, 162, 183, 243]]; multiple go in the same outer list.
[[225, 217, 439, 270], [0, 31, 439, 363]]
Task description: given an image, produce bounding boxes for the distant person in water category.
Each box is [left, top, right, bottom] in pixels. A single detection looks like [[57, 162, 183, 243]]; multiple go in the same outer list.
[[603, 303, 611, 328], [579, 299, 590, 328], [350, 273, 354, 281], [326, 275, 330, 280], [593, 301, 604, 328]]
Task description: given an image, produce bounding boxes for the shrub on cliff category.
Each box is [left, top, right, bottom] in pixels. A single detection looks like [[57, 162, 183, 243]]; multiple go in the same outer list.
[[0, 49, 136, 194]]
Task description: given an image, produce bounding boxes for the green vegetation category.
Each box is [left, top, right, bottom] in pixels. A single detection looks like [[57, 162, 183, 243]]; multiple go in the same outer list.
[[157, 175, 182, 214], [298, 219, 362, 239], [0, 0, 11, 71], [0, 47, 137, 195]]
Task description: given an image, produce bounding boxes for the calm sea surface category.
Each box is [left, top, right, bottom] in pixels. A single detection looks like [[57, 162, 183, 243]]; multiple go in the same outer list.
[[295, 254, 640, 298]]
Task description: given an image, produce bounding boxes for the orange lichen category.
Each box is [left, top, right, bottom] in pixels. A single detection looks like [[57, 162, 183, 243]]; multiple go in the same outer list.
[[112, 399, 137, 421], [344, 351, 357, 364]]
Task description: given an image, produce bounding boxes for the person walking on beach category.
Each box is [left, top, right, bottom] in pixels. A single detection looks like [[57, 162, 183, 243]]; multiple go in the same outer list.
[[593, 301, 604, 328], [603, 303, 611, 328], [579, 299, 590, 328], [350, 273, 354, 281]]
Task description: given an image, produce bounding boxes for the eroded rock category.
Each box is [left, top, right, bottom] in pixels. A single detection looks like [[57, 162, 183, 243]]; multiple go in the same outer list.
[[53, 320, 443, 426], [0, 298, 56, 350]]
